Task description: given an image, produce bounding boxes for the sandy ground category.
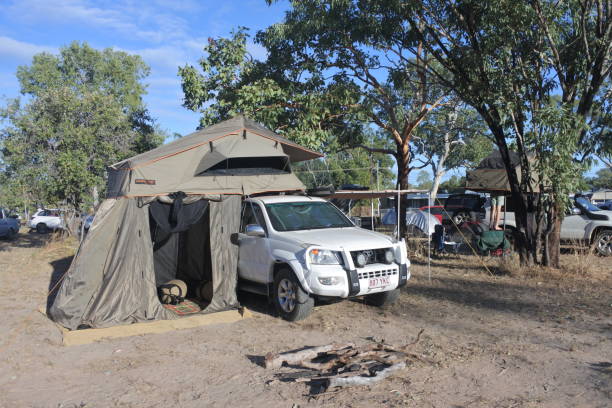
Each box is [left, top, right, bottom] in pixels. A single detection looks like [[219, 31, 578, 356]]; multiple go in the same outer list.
[[0, 229, 610, 407]]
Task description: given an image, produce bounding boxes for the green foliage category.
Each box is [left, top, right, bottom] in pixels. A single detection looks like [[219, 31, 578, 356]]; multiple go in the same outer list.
[[587, 168, 612, 190], [414, 171, 433, 190], [294, 131, 395, 189], [438, 175, 466, 193], [179, 28, 362, 152], [178, 5, 464, 193], [1, 42, 163, 210], [407, 0, 611, 265]]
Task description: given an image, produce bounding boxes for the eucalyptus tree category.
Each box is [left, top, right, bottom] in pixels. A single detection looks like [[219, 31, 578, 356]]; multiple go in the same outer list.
[[415, 100, 492, 199], [181, 2, 455, 235], [1, 42, 163, 212], [403, 0, 611, 266]]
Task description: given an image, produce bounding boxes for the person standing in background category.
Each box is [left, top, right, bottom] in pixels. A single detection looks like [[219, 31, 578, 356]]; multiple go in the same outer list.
[[490, 194, 505, 230]]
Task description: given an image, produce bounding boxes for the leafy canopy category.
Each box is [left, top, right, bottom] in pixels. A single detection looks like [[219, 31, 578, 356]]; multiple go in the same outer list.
[[1, 42, 163, 210]]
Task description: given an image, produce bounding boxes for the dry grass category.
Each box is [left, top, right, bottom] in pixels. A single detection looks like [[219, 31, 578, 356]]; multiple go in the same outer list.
[[488, 249, 610, 285]]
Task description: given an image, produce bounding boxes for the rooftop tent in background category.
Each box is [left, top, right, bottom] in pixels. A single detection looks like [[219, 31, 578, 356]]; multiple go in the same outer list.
[[466, 151, 542, 193], [50, 115, 322, 330]]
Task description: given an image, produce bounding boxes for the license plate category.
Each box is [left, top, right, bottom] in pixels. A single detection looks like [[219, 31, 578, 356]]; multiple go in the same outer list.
[[368, 277, 390, 289]]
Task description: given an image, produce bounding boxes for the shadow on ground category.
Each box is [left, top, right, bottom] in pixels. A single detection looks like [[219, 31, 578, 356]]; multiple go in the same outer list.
[[401, 271, 609, 325], [46, 255, 74, 313], [237, 290, 275, 317], [0, 228, 60, 251]]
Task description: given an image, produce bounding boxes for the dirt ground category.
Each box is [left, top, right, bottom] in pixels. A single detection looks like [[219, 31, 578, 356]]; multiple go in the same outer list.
[[0, 229, 610, 408]]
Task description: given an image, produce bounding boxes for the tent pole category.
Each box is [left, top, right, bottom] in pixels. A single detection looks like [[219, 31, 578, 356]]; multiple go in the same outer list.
[[502, 193, 507, 257], [370, 199, 374, 231], [396, 189, 400, 240], [428, 191, 431, 282]]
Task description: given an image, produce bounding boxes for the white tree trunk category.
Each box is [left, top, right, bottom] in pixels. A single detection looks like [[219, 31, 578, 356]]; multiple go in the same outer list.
[[430, 166, 446, 202], [92, 185, 99, 208], [430, 107, 459, 202]]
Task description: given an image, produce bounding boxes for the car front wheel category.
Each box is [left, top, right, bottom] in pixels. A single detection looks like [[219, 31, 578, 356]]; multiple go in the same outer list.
[[272, 268, 314, 321], [593, 230, 612, 256]]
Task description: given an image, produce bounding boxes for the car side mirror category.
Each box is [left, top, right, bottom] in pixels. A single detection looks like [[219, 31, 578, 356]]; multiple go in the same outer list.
[[349, 216, 361, 227], [571, 207, 582, 215], [245, 224, 265, 237]]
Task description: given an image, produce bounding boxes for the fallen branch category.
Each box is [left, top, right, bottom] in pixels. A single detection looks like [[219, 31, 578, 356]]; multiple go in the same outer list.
[[262, 334, 427, 394], [328, 362, 407, 388], [264, 342, 355, 369]]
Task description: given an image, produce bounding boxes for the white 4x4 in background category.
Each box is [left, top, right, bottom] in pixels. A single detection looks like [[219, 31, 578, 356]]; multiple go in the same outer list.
[[236, 195, 410, 321], [485, 196, 612, 256], [28, 209, 64, 233]]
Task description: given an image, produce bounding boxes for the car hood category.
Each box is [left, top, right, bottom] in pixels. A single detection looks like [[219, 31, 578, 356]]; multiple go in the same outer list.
[[275, 227, 396, 250]]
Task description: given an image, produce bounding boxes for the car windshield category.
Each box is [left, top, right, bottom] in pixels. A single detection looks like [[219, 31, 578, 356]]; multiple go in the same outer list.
[[265, 201, 353, 231], [576, 196, 600, 212]]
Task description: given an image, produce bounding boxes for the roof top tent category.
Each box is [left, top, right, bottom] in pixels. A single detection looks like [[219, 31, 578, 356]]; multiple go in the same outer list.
[[49, 115, 322, 330], [466, 151, 542, 193]]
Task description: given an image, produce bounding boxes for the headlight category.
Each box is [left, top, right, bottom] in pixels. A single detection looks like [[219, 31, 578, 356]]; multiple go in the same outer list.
[[384, 249, 394, 264], [309, 249, 342, 265], [355, 253, 367, 268]]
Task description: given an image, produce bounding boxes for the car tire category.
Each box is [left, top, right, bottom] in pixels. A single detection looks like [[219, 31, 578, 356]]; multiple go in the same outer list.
[[593, 230, 612, 257], [452, 211, 470, 225], [36, 223, 48, 234], [365, 288, 400, 308], [7, 228, 17, 240], [272, 268, 314, 321]]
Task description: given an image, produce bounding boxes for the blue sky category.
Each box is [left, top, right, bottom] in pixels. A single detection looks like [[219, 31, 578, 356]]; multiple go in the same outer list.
[[0, 0, 604, 180], [0, 0, 287, 136]]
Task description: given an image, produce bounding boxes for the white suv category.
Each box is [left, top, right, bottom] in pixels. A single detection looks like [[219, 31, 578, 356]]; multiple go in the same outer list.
[[237, 195, 410, 321], [28, 209, 64, 233], [484, 196, 612, 256]]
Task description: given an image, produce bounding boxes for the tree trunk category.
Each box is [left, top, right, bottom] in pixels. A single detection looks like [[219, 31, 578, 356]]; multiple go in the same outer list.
[[396, 145, 411, 239], [544, 201, 561, 268], [430, 169, 444, 203], [92, 185, 99, 208]]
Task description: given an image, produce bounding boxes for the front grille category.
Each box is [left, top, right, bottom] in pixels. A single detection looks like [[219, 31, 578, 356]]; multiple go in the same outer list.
[[358, 268, 398, 280], [350, 248, 391, 266]]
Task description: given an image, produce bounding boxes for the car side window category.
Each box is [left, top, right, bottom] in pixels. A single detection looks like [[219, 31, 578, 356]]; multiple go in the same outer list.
[[40, 210, 49, 216]]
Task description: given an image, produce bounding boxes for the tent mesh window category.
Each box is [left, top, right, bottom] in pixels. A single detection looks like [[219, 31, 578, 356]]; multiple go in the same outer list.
[[199, 156, 290, 176]]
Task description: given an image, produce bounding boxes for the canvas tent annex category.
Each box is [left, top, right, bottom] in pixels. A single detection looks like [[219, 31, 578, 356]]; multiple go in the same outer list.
[[49, 115, 322, 330]]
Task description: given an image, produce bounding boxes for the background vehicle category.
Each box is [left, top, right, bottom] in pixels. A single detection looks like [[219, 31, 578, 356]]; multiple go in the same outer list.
[[82, 214, 95, 234], [419, 205, 444, 223], [442, 194, 486, 225], [598, 201, 612, 211], [0, 208, 20, 239], [28, 209, 64, 233], [237, 195, 410, 321], [482, 195, 611, 256]]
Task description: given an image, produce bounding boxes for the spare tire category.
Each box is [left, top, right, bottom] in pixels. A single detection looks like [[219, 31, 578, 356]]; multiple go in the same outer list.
[[159, 279, 187, 304]]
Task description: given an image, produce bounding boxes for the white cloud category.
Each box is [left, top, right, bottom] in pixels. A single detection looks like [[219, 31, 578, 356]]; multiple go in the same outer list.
[[6, 0, 190, 43], [0, 36, 56, 62], [114, 45, 189, 70]]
